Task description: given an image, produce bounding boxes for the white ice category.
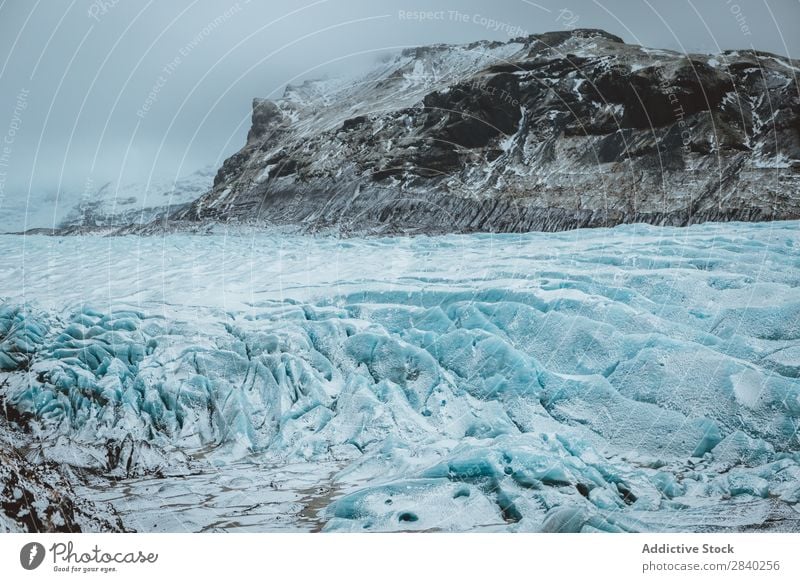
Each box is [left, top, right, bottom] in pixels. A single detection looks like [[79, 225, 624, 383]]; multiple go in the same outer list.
[[0, 220, 798, 532]]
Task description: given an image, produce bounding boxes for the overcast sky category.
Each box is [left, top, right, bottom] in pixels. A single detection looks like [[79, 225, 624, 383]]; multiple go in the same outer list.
[[0, 0, 797, 199]]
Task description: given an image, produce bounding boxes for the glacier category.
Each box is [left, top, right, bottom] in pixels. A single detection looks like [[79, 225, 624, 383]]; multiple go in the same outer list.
[[0, 220, 799, 532]]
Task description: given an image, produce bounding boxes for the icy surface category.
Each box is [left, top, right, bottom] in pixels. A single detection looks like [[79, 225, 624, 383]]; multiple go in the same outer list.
[[0, 221, 799, 532]]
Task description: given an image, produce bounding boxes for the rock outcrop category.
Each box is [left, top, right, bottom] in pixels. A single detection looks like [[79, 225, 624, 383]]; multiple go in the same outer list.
[[169, 29, 799, 235]]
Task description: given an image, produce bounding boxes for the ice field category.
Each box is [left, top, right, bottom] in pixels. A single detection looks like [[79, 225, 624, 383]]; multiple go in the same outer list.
[[1, 221, 799, 532]]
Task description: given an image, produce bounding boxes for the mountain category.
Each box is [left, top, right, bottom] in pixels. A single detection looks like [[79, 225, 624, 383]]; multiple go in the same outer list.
[[168, 29, 800, 235], [2, 166, 215, 234], [59, 166, 216, 231]]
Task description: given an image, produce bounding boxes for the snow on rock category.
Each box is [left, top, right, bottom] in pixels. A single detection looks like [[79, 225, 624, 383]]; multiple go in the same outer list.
[[157, 30, 800, 236], [0, 421, 124, 532]]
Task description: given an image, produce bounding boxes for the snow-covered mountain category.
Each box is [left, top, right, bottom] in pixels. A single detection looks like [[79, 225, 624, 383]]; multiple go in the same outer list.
[[168, 29, 800, 235], [59, 167, 215, 231], [0, 166, 214, 233]]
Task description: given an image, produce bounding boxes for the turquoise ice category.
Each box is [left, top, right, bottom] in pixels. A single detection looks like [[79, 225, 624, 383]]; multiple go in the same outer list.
[[0, 221, 798, 531]]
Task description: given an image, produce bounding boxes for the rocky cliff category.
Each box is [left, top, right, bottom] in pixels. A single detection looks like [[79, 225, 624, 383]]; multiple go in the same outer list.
[[173, 29, 800, 234]]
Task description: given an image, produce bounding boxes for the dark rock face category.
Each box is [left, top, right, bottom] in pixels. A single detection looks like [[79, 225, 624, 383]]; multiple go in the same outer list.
[[0, 448, 124, 532], [174, 29, 800, 234], [0, 424, 125, 532]]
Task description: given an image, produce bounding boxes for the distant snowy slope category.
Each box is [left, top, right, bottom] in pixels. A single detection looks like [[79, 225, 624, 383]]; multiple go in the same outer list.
[[0, 166, 214, 233], [59, 166, 215, 230]]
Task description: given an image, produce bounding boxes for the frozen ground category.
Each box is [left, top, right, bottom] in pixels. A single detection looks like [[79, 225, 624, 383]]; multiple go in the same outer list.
[[0, 221, 799, 532]]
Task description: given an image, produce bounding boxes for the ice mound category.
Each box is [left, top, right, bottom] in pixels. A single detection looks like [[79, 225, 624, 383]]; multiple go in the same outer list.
[[0, 221, 799, 531], [0, 305, 47, 371]]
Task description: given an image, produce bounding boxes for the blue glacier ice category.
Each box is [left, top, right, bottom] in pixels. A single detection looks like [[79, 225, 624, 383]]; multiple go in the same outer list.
[[0, 221, 799, 531]]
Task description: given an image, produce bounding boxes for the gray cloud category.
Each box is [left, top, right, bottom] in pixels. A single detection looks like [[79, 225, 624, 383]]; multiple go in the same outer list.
[[0, 0, 797, 207]]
